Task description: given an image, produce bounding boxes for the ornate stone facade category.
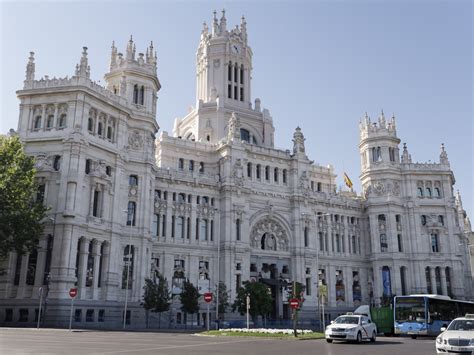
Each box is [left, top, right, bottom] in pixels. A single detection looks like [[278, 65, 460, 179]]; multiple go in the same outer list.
[[0, 11, 472, 329]]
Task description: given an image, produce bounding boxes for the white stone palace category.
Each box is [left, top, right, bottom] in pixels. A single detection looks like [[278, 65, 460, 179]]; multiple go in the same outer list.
[[0, 10, 472, 328]]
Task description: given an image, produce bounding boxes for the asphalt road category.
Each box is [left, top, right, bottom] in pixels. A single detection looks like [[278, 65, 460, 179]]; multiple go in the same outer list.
[[0, 328, 436, 355]]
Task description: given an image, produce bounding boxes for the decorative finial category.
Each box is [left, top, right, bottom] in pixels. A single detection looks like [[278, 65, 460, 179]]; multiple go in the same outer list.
[[25, 51, 36, 83], [440, 143, 449, 165]]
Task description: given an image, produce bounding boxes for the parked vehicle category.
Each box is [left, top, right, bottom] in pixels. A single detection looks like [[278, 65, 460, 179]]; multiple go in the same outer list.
[[436, 314, 474, 354], [325, 314, 377, 343]]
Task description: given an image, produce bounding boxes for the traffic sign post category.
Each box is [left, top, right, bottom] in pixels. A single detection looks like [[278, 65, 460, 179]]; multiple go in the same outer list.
[[203, 292, 213, 331], [246, 295, 250, 329], [289, 298, 300, 309], [68, 288, 77, 331], [37, 287, 43, 330]]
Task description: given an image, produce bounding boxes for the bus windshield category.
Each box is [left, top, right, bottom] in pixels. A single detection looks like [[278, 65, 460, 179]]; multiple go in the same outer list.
[[395, 297, 426, 323]]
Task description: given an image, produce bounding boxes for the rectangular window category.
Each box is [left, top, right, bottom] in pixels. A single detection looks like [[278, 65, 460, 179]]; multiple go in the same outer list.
[[236, 274, 241, 290], [236, 219, 241, 241], [86, 309, 94, 322], [196, 218, 199, 240], [177, 216, 184, 238], [397, 234, 403, 252], [228, 84, 232, 99], [210, 220, 214, 241], [19, 309, 29, 322], [162, 215, 166, 236], [306, 277, 311, 296], [240, 87, 244, 101], [234, 86, 238, 100], [319, 232, 324, 251], [4, 309, 13, 322], [98, 309, 105, 322], [171, 216, 175, 238], [187, 217, 191, 239], [152, 214, 159, 237], [431, 233, 439, 252], [92, 190, 100, 217], [74, 309, 82, 322], [200, 219, 208, 241], [36, 184, 45, 203]]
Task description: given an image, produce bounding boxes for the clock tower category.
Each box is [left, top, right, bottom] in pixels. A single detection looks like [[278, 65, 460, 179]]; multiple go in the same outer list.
[[196, 10, 252, 109]]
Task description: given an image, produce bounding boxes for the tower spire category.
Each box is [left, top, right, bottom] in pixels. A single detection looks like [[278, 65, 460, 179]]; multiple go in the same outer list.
[[240, 15, 247, 42], [75, 46, 90, 78], [212, 10, 218, 35], [126, 35, 135, 60], [110, 40, 117, 70], [25, 51, 35, 82], [439, 143, 450, 165], [220, 9, 227, 33]]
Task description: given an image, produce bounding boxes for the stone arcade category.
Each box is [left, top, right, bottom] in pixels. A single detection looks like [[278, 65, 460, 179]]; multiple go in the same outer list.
[[0, 10, 472, 328]]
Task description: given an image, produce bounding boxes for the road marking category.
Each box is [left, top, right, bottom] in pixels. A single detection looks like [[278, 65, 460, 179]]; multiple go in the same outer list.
[[100, 337, 269, 354]]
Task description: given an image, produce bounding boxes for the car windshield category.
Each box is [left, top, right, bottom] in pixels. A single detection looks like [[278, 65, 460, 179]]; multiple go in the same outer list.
[[447, 320, 474, 331], [334, 316, 359, 324]]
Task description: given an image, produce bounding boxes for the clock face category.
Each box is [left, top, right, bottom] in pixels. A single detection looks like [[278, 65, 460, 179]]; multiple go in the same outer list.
[[231, 44, 240, 54]]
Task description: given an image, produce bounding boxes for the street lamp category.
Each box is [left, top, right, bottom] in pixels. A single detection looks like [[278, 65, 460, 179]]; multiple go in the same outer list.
[[316, 212, 331, 332], [123, 208, 134, 329]]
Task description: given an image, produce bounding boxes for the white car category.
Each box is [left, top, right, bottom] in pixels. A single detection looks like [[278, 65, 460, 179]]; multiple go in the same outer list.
[[436, 315, 474, 354], [325, 314, 377, 343]]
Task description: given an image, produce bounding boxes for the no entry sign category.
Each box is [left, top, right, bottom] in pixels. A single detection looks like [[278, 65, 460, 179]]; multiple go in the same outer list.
[[289, 298, 300, 309], [204, 292, 213, 303], [69, 288, 78, 298]]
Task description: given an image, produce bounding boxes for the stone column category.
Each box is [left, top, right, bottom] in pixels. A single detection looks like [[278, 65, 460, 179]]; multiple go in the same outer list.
[[78, 238, 89, 299], [100, 242, 110, 300], [430, 267, 437, 294], [440, 267, 448, 296], [16, 254, 29, 299], [33, 237, 49, 296], [345, 266, 353, 307], [91, 240, 101, 300], [328, 265, 336, 308]]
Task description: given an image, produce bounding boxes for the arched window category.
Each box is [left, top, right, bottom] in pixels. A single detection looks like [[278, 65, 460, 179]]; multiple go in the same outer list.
[[425, 267, 432, 293], [34, 116, 42, 130], [434, 187, 441, 197], [85, 159, 91, 174], [126, 201, 136, 226], [240, 64, 244, 84], [178, 158, 184, 170], [98, 122, 103, 137], [380, 234, 388, 252], [317, 182, 322, 191], [247, 163, 252, 178], [178, 193, 185, 203], [421, 215, 427, 225], [133, 84, 139, 104], [189, 160, 194, 171], [122, 245, 134, 289], [234, 65, 238, 83], [274, 168, 279, 183], [129, 175, 138, 186], [53, 155, 61, 171], [282, 169, 287, 184], [438, 215, 444, 226], [240, 128, 250, 143], [265, 166, 270, 181], [417, 187, 424, 197], [256, 164, 261, 179], [228, 61, 232, 81], [88, 117, 94, 132], [107, 126, 113, 140], [304, 227, 309, 247], [382, 266, 392, 296], [199, 162, 204, 173], [46, 115, 54, 129], [352, 236, 357, 254], [435, 267, 442, 294], [236, 218, 241, 241], [139, 86, 145, 105], [58, 114, 66, 128], [431, 233, 439, 252], [426, 187, 432, 197], [445, 267, 452, 296], [400, 266, 407, 295]]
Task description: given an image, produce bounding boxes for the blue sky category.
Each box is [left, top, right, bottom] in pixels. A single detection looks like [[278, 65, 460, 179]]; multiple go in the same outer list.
[[1, 0, 472, 219]]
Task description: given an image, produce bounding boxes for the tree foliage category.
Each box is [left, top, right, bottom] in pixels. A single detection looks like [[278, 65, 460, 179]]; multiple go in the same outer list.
[[180, 280, 200, 316], [0, 135, 47, 258], [141, 273, 171, 328], [214, 281, 230, 318], [232, 281, 273, 321]]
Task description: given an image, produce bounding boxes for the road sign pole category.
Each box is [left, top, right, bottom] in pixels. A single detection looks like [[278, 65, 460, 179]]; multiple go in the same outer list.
[[37, 287, 43, 330], [68, 297, 74, 331], [246, 295, 250, 329], [207, 302, 210, 331]]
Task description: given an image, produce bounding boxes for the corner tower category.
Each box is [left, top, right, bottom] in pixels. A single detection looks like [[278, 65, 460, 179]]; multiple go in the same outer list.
[[104, 37, 161, 120]]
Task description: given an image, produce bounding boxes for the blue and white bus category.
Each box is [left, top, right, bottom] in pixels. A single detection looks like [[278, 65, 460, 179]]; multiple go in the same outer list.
[[394, 295, 474, 337]]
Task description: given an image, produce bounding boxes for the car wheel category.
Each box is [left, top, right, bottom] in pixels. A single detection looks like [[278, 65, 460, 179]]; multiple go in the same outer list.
[[370, 331, 376, 342], [326, 339, 333, 343], [356, 331, 362, 344]]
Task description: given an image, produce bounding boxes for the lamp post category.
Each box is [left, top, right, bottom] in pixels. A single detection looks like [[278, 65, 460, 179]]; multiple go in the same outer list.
[[317, 212, 331, 332], [123, 208, 134, 329]]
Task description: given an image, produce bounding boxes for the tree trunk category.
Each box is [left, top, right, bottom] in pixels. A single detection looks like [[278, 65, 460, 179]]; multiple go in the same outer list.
[[146, 310, 149, 329], [158, 313, 161, 329], [185, 313, 187, 329]]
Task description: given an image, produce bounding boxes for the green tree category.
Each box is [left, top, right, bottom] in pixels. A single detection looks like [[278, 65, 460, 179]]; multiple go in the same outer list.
[[0, 135, 47, 258], [141, 273, 172, 328], [286, 281, 306, 337], [214, 281, 230, 320], [232, 281, 272, 323], [180, 280, 200, 328]]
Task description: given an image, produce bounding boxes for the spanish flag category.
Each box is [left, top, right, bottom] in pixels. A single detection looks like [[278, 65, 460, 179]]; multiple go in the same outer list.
[[344, 172, 353, 189]]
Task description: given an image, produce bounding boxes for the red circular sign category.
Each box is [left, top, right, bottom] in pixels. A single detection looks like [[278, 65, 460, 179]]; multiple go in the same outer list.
[[289, 298, 300, 309], [69, 288, 78, 298], [204, 292, 213, 303]]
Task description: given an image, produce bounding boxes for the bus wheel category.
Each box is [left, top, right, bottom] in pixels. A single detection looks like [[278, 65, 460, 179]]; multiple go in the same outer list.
[[411, 335, 417, 339]]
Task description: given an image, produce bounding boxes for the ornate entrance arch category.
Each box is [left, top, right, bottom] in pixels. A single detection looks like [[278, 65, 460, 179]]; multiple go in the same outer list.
[[250, 218, 289, 251]]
